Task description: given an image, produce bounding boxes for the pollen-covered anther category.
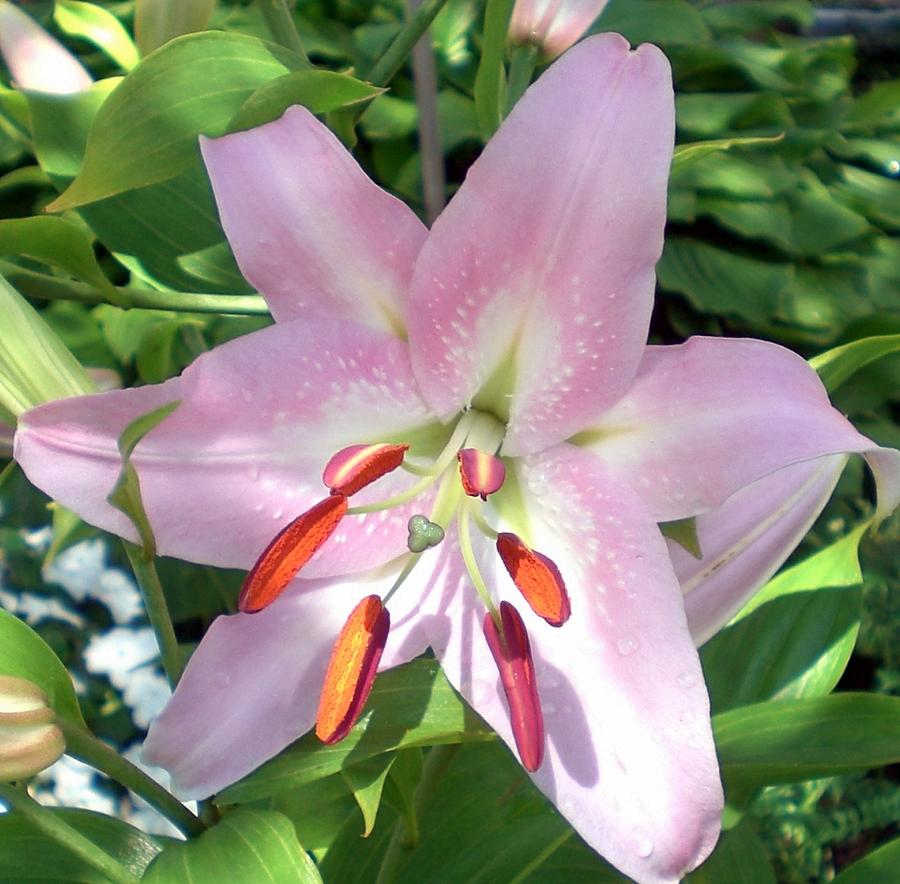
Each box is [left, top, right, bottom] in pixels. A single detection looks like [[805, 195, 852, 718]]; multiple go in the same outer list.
[[316, 595, 390, 745], [457, 448, 506, 500], [322, 443, 410, 496], [483, 601, 544, 772], [496, 533, 570, 626], [239, 494, 348, 614]]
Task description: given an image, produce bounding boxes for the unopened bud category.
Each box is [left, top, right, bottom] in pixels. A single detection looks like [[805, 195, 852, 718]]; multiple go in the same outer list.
[[509, 0, 611, 60], [0, 675, 65, 781]]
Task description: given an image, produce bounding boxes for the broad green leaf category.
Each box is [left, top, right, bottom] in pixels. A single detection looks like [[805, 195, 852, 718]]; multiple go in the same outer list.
[[671, 135, 786, 175], [686, 818, 776, 883], [54, 1, 139, 71], [846, 79, 900, 130], [596, 0, 711, 45], [676, 92, 793, 140], [832, 836, 900, 884], [473, 0, 515, 138], [0, 609, 84, 725], [810, 334, 900, 392], [832, 164, 900, 229], [341, 754, 395, 838], [703, 524, 866, 714], [381, 748, 422, 845], [135, 0, 216, 56], [715, 693, 900, 792], [701, 0, 814, 36], [268, 774, 359, 855], [0, 216, 125, 306], [658, 236, 793, 324], [219, 659, 493, 803], [0, 273, 93, 416], [107, 401, 181, 557], [0, 808, 166, 881], [49, 32, 307, 210], [142, 809, 321, 883], [229, 70, 382, 132]]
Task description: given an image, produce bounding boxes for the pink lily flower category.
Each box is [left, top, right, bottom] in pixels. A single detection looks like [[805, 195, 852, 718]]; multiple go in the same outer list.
[[510, 0, 611, 59], [13, 34, 900, 883], [0, 0, 92, 94]]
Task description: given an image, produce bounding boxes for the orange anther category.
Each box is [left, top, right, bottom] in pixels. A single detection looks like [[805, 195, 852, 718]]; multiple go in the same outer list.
[[239, 494, 348, 613], [322, 443, 409, 496], [316, 595, 389, 744], [496, 533, 570, 626]]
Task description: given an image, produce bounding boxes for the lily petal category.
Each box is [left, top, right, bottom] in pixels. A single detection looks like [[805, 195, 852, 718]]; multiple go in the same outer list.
[[201, 106, 427, 333], [584, 337, 900, 522], [15, 317, 436, 576], [674, 456, 846, 645], [425, 445, 722, 883], [408, 34, 673, 456], [143, 564, 431, 798]]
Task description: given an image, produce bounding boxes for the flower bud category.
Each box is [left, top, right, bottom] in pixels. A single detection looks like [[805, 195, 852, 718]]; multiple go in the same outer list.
[[0, 675, 65, 781], [0, 1, 92, 94], [509, 0, 610, 60]]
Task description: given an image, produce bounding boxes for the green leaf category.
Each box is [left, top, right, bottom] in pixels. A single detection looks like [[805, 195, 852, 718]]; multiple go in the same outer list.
[[107, 401, 181, 557], [659, 517, 701, 559], [219, 659, 493, 803], [0, 808, 166, 881], [142, 809, 321, 883], [135, 0, 216, 57], [341, 754, 395, 838], [48, 32, 307, 210], [597, 0, 712, 46], [686, 818, 776, 883], [701, 0, 814, 36], [672, 134, 786, 176], [0, 216, 126, 307], [0, 609, 84, 726], [676, 92, 793, 141], [473, 0, 515, 138], [715, 693, 900, 792], [832, 836, 900, 884], [810, 334, 900, 392], [0, 273, 93, 416], [54, 1, 140, 72], [703, 524, 866, 714], [229, 70, 382, 132]]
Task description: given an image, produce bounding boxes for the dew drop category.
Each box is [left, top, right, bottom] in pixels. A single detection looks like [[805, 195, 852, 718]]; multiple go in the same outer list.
[[616, 636, 639, 656], [635, 836, 654, 858], [272, 509, 284, 520], [677, 671, 697, 689]]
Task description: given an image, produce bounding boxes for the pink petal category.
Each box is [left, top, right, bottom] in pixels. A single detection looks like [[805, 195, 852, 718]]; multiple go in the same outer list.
[[0, 2, 92, 94], [407, 34, 673, 455], [201, 105, 428, 332], [510, 1, 612, 59], [424, 445, 723, 883], [143, 566, 432, 798], [586, 337, 900, 523], [674, 456, 846, 645], [15, 317, 437, 577]]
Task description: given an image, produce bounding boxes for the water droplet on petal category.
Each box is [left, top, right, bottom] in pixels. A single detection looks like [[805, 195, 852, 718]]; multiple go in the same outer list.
[[635, 836, 654, 858], [677, 671, 697, 689], [616, 636, 639, 656]]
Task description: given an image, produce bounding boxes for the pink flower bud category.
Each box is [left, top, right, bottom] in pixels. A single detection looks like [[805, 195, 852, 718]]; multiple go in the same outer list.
[[509, 0, 610, 59], [0, 675, 65, 781]]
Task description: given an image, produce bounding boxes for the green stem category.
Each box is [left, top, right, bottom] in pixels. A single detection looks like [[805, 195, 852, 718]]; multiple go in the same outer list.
[[257, 0, 310, 64], [368, 0, 452, 87], [374, 744, 459, 884], [505, 44, 538, 115], [60, 721, 206, 838], [1, 264, 270, 315], [122, 541, 183, 689], [0, 782, 142, 884]]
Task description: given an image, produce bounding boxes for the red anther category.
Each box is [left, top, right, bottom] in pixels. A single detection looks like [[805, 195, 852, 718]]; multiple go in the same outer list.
[[483, 601, 544, 772], [322, 443, 409, 496], [239, 495, 348, 613], [457, 448, 506, 500], [496, 533, 570, 627], [316, 595, 390, 745]]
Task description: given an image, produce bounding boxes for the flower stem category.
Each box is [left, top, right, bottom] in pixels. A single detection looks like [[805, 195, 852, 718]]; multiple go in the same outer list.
[[1, 263, 270, 315], [0, 782, 142, 884], [59, 721, 206, 838], [374, 744, 459, 884], [122, 541, 183, 689], [368, 0, 452, 87], [505, 44, 538, 115], [408, 0, 446, 224], [257, 0, 310, 64]]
